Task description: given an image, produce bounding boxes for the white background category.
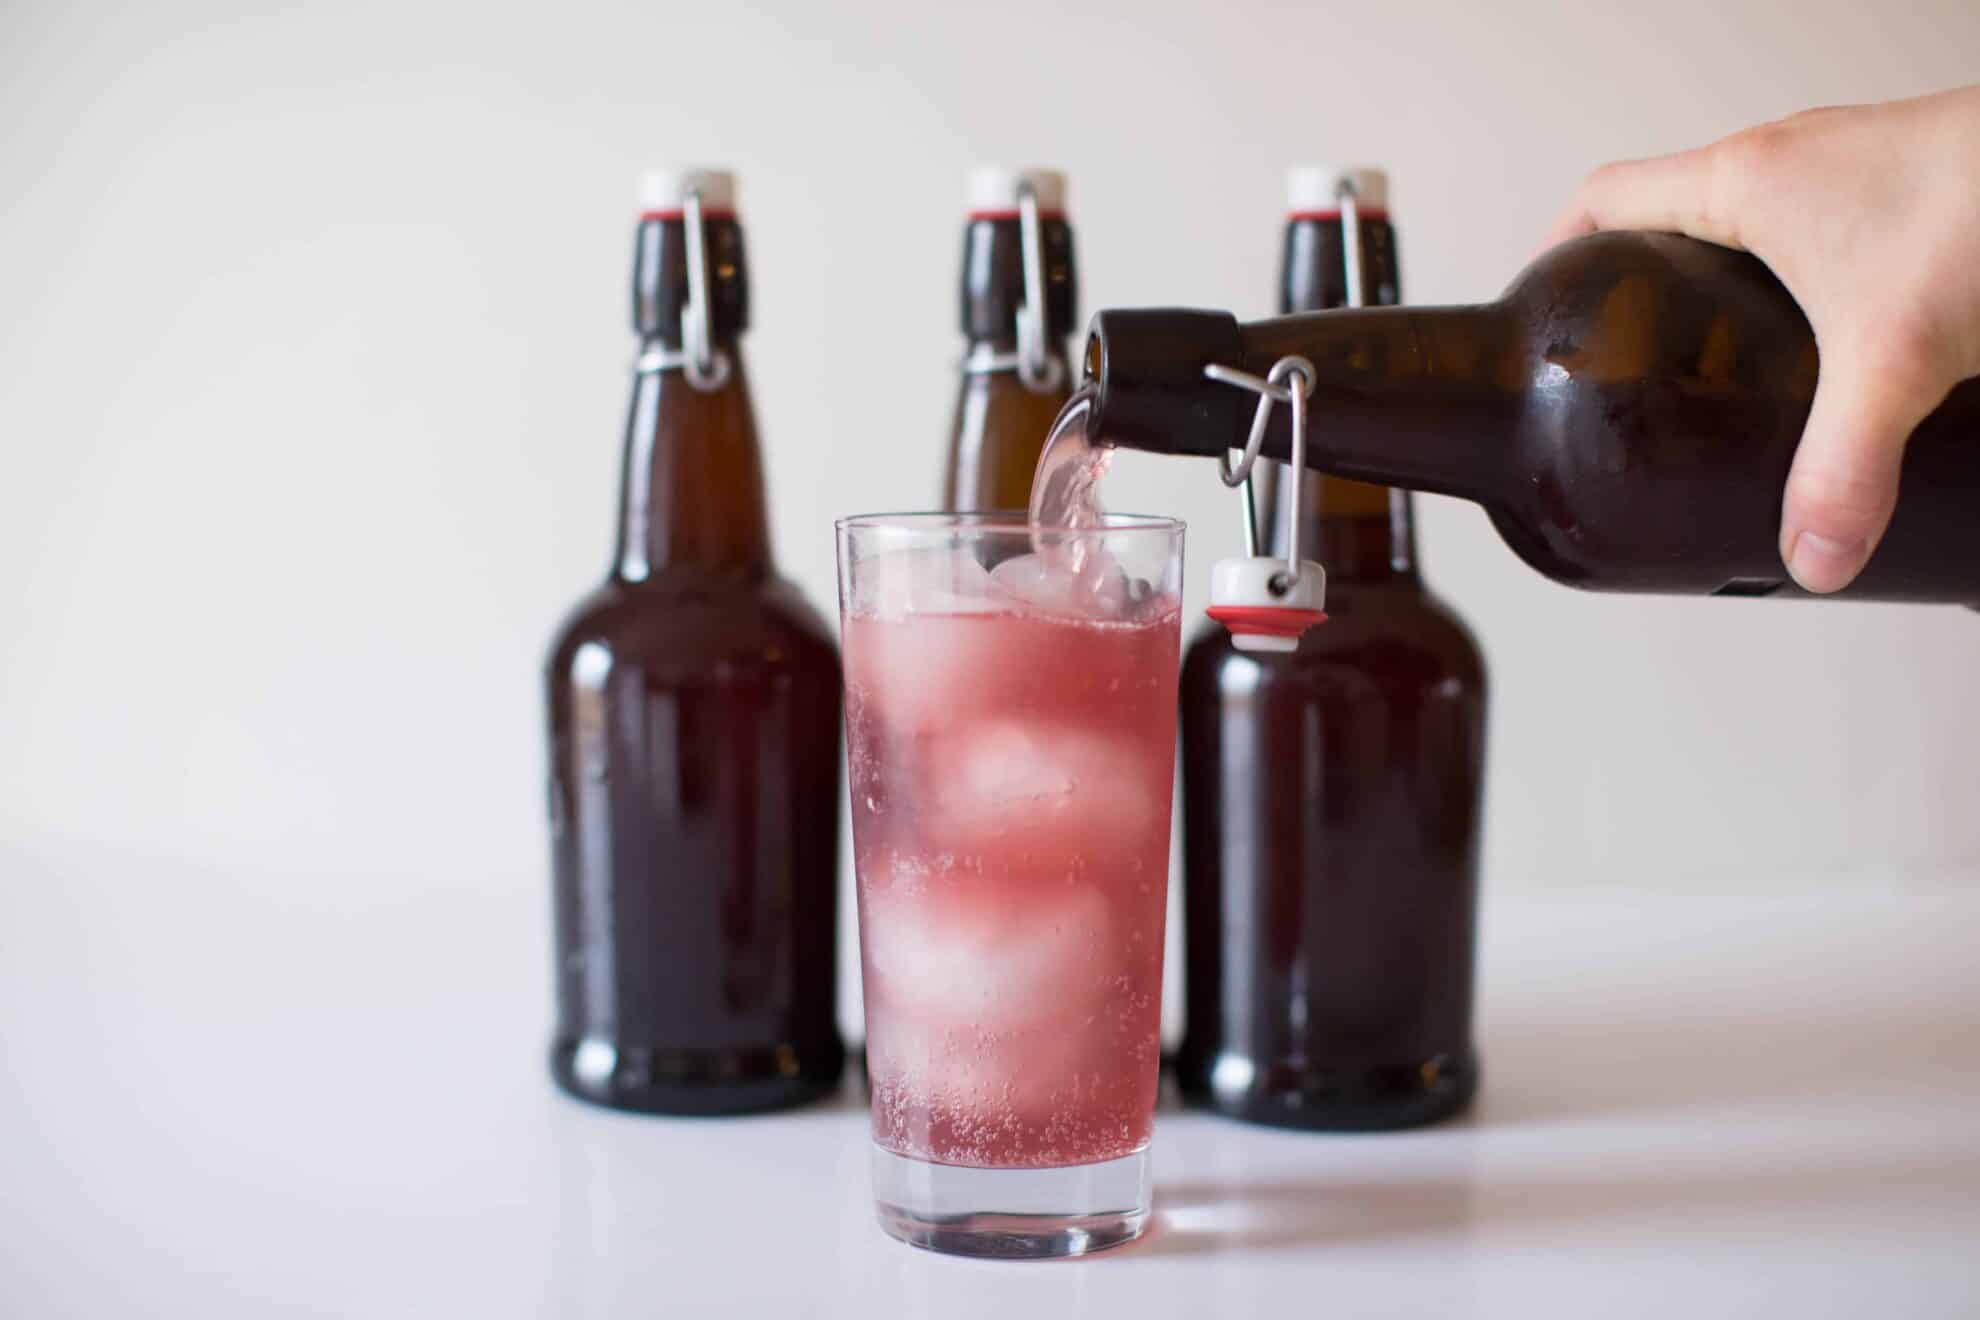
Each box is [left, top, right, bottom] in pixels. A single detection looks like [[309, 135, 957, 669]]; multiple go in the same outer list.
[[4, 0, 1979, 1043]]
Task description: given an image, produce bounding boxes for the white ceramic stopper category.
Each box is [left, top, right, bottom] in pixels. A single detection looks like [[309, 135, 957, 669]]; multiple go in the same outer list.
[[1285, 165, 1388, 214], [1207, 556, 1328, 653]]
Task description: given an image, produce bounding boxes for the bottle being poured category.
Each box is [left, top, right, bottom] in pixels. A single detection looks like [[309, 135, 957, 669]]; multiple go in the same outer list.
[[1074, 232, 1980, 604]]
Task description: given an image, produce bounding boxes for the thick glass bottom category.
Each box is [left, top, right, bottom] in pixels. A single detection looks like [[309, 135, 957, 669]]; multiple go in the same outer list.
[[1174, 1048, 1480, 1131], [871, 1145, 1151, 1259], [548, 1034, 844, 1117]]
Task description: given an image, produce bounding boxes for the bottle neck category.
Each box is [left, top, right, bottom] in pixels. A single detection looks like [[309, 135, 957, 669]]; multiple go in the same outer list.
[[1272, 476, 1419, 583], [613, 338, 773, 581], [1279, 213, 1401, 313], [1245, 304, 1518, 501], [1322, 476, 1417, 573], [1080, 302, 1519, 507], [961, 333, 1071, 365], [955, 339, 1074, 399], [945, 344, 1073, 513], [947, 212, 1077, 512], [1268, 211, 1416, 580]]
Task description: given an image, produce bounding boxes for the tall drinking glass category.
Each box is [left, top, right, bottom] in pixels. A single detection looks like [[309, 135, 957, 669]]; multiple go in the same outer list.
[[835, 513, 1184, 1259]]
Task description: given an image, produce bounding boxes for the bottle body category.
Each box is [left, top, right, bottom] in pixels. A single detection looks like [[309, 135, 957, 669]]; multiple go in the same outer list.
[[1080, 231, 1980, 603], [940, 171, 1077, 511], [1178, 574, 1486, 1127], [545, 565, 844, 1114], [1178, 178, 1488, 1128], [544, 182, 843, 1114]]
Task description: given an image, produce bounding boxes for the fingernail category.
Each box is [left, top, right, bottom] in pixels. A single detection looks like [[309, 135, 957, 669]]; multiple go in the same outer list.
[[1785, 530, 1867, 594]]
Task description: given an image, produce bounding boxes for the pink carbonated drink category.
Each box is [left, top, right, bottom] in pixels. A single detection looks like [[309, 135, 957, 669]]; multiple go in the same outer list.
[[837, 509, 1182, 1258]]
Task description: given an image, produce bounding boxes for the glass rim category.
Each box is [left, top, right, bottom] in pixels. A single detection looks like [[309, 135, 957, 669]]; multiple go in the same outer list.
[[835, 511, 1184, 535]]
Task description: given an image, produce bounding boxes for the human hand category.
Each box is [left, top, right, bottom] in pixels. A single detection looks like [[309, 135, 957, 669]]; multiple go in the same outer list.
[[1539, 85, 1980, 593]]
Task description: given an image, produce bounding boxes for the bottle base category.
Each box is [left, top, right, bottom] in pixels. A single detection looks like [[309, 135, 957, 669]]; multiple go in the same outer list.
[[870, 1146, 1151, 1259], [1175, 1049, 1479, 1132], [548, 1035, 845, 1117]]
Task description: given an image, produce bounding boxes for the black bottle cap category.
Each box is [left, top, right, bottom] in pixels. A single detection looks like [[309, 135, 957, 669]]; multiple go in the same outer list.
[[959, 171, 1077, 342], [960, 218, 1078, 341], [1081, 309, 1246, 459], [632, 211, 748, 346]]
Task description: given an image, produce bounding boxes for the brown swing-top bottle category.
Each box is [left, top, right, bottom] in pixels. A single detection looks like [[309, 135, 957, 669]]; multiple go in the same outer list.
[[543, 170, 844, 1115], [1079, 230, 1980, 602]]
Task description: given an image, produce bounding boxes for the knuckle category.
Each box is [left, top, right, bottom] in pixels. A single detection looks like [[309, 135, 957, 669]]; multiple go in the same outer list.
[[1714, 124, 1790, 192], [1575, 160, 1628, 211], [1781, 103, 1850, 131], [1583, 160, 1628, 192], [1702, 129, 1788, 241]]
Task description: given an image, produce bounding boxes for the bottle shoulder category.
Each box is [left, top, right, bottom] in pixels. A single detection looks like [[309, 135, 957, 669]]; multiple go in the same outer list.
[[1502, 231, 1812, 389], [1406, 586, 1487, 674], [547, 571, 839, 682]]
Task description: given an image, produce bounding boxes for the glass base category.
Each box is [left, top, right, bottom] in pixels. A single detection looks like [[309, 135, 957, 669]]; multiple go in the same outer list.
[[871, 1145, 1150, 1259]]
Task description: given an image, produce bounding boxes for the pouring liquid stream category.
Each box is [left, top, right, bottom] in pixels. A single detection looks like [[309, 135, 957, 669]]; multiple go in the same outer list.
[[1028, 387, 1113, 576]]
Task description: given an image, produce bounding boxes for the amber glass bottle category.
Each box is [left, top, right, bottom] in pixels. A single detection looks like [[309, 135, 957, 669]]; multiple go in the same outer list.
[[1079, 232, 1980, 602], [544, 170, 844, 1114], [940, 168, 1077, 511], [1177, 170, 1487, 1129]]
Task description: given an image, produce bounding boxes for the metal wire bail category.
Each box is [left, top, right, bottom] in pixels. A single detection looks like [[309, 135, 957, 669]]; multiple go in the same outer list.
[[1198, 174, 1370, 595], [1203, 356, 1316, 573], [1278, 363, 1312, 588], [680, 188, 732, 392], [1014, 183, 1065, 394], [1338, 176, 1365, 311]]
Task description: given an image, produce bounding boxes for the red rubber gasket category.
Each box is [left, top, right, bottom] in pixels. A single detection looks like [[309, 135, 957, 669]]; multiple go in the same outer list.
[[1205, 605, 1329, 638]]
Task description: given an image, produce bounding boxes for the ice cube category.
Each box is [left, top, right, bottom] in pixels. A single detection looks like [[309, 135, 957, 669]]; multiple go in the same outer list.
[[989, 550, 1136, 619], [861, 857, 1110, 1026], [952, 722, 1074, 809], [843, 612, 1001, 739], [858, 546, 1001, 619], [936, 720, 1165, 843]]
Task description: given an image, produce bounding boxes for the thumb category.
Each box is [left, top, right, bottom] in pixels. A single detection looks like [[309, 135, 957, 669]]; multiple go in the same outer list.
[[1779, 347, 1940, 593]]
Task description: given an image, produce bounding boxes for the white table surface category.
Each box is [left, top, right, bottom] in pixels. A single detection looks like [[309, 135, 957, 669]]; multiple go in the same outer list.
[[5, 844, 1978, 1317]]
